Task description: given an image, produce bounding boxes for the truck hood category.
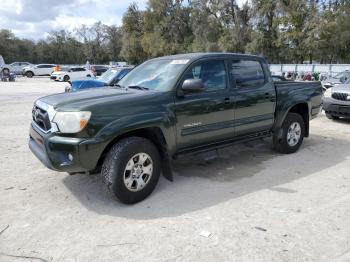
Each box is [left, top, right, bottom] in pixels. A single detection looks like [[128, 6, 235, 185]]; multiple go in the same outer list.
[[38, 87, 150, 110], [71, 79, 105, 91]]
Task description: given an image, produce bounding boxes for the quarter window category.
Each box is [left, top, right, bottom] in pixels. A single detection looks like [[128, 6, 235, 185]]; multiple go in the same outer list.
[[183, 60, 227, 91], [231, 60, 265, 88]]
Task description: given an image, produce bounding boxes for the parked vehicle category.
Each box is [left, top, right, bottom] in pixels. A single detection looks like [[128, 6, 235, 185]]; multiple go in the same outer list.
[[322, 70, 350, 89], [92, 65, 109, 76], [323, 78, 350, 119], [1, 62, 33, 75], [50, 67, 94, 82], [0, 55, 8, 75], [65, 67, 134, 92], [23, 64, 55, 77], [29, 53, 323, 204]]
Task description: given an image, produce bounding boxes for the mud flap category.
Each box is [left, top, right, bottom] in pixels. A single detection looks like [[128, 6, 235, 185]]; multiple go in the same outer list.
[[161, 152, 173, 182]]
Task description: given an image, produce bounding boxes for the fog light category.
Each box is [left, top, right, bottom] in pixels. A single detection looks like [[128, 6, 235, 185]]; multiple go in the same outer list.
[[68, 153, 73, 161]]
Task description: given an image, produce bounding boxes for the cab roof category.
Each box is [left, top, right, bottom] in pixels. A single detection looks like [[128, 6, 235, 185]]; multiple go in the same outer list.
[[151, 52, 266, 63]]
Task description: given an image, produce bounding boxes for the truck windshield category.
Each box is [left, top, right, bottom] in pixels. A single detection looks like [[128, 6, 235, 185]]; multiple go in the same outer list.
[[118, 59, 189, 91]]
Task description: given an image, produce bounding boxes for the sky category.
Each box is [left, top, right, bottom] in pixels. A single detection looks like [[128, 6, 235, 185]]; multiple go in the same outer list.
[[0, 0, 245, 40]]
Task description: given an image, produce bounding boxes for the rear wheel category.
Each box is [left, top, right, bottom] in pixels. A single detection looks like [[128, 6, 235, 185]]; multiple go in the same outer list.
[[63, 75, 70, 82], [101, 137, 161, 204], [2, 68, 9, 75], [326, 113, 340, 120], [25, 71, 33, 78], [273, 113, 305, 154]]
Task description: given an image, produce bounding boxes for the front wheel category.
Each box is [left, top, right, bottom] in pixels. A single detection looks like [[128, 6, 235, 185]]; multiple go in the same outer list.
[[25, 71, 33, 78], [273, 113, 305, 154], [63, 75, 70, 82], [101, 137, 161, 204]]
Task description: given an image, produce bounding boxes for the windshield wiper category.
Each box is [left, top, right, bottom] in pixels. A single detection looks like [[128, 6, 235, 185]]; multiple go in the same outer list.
[[127, 85, 149, 91]]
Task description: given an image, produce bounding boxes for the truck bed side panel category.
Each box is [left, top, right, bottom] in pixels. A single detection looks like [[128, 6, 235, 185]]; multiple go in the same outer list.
[[273, 81, 323, 131]]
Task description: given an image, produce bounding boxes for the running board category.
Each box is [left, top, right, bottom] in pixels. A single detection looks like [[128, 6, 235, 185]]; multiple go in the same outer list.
[[174, 130, 272, 159]]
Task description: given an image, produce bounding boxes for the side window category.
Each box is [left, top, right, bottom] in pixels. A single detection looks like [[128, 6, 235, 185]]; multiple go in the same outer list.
[[183, 60, 227, 91], [231, 60, 265, 88]]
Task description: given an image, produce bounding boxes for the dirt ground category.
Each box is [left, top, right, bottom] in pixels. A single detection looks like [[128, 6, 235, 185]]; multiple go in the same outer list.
[[0, 77, 350, 262]]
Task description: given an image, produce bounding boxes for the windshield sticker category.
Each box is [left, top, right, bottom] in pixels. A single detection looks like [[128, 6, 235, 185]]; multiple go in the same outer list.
[[170, 59, 190, 65]]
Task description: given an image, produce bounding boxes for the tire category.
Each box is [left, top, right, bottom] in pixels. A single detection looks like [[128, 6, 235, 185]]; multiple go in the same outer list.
[[101, 137, 161, 204], [273, 113, 305, 154], [25, 71, 34, 78], [86, 74, 91, 77], [2, 68, 9, 74], [326, 113, 340, 120], [63, 75, 70, 82]]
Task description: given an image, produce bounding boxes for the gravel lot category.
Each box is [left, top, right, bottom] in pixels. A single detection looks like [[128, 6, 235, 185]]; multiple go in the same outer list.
[[0, 77, 350, 262]]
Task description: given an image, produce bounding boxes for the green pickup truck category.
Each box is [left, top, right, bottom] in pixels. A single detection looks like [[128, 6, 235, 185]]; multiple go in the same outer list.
[[29, 53, 323, 203]]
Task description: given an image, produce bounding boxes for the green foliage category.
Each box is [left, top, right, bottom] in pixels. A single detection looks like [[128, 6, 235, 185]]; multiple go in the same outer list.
[[1, 0, 350, 64]]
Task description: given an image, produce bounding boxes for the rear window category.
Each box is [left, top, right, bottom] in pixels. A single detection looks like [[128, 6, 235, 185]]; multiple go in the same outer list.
[[231, 60, 265, 88]]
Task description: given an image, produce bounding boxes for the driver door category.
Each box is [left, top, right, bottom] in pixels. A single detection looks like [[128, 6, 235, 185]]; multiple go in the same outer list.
[[174, 59, 235, 151]]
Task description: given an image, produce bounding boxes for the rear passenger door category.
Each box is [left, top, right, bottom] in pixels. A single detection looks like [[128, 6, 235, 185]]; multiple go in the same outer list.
[[231, 59, 276, 136]]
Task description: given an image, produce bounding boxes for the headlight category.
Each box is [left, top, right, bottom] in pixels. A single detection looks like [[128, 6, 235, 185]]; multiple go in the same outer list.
[[323, 88, 332, 98], [53, 111, 91, 133]]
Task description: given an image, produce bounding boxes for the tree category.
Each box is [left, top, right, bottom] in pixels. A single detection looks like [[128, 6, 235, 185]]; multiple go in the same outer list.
[[75, 22, 109, 63], [120, 3, 147, 64]]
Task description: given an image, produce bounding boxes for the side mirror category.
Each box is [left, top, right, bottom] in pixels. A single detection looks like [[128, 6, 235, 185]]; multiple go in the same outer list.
[[181, 79, 204, 93]]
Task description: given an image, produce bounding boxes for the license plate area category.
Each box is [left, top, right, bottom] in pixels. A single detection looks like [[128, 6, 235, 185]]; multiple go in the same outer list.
[[339, 106, 350, 114]]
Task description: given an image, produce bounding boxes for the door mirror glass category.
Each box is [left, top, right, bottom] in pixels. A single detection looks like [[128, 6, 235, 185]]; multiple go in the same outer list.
[[181, 79, 204, 93]]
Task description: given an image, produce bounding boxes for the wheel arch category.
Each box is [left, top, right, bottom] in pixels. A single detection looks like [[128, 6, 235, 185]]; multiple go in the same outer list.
[[288, 103, 309, 137], [96, 127, 173, 181], [274, 101, 310, 138]]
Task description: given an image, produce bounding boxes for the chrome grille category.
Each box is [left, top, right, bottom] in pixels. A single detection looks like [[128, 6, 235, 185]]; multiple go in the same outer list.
[[32, 106, 52, 132], [332, 92, 350, 101]]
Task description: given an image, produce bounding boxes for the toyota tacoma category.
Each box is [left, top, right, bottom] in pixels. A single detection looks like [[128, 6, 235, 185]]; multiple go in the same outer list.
[[29, 53, 323, 204]]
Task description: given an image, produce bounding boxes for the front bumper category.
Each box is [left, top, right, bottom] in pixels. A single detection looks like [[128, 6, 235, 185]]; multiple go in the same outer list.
[[323, 97, 350, 118], [29, 123, 106, 172]]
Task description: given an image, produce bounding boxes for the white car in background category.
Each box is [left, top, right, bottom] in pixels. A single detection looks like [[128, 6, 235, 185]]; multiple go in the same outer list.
[[50, 67, 94, 82], [23, 64, 55, 77], [1, 62, 33, 74]]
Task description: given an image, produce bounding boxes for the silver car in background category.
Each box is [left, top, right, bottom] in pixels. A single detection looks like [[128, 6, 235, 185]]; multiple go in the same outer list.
[[323, 78, 350, 119], [322, 70, 350, 89]]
